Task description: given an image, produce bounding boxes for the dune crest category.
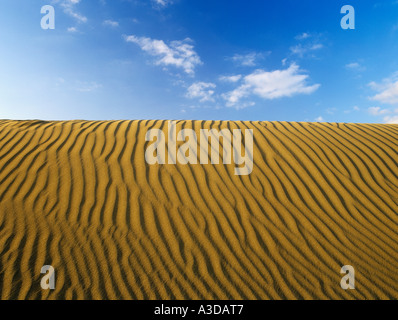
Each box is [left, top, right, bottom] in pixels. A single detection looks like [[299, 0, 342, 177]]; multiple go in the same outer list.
[[0, 120, 398, 299]]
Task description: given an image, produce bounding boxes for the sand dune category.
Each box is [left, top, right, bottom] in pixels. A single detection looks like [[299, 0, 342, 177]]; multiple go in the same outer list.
[[0, 119, 398, 299]]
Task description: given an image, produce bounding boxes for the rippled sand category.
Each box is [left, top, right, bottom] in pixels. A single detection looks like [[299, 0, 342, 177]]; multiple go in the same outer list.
[[0, 120, 397, 299]]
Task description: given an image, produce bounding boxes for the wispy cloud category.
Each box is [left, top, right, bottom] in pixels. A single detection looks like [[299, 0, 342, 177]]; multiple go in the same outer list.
[[326, 107, 337, 115], [290, 32, 324, 58], [219, 75, 242, 83], [186, 82, 216, 102], [367, 106, 398, 124], [75, 81, 102, 92], [103, 20, 119, 28], [231, 101, 255, 110], [345, 62, 366, 71], [382, 107, 398, 124], [57, 78, 102, 92], [229, 52, 269, 67], [368, 106, 390, 116], [295, 32, 311, 40], [384, 115, 398, 124], [152, 0, 173, 8], [344, 106, 360, 114], [125, 35, 202, 75], [369, 72, 398, 105], [222, 63, 320, 108], [54, 0, 87, 23], [290, 43, 324, 57], [315, 116, 324, 122]]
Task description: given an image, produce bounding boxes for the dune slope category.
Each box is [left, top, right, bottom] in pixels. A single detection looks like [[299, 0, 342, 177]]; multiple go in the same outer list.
[[0, 120, 398, 299]]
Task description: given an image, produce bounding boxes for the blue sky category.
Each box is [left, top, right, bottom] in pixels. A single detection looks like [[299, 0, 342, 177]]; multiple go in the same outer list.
[[1, 0, 398, 123]]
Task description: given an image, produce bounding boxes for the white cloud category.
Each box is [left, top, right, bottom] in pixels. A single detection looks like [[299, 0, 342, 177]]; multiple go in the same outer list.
[[103, 20, 119, 27], [222, 64, 319, 108], [346, 62, 359, 69], [233, 101, 255, 110], [315, 116, 324, 122], [54, 0, 87, 23], [326, 107, 337, 115], [229, 52, 268, 67], [369, 72, 398, 105], [383, 115, 398, 124], [152, 0, 173, 8], [344, 106, 360, 114], [345, 62, 366, 72], [295, 32, 311, 40], [290, 43, 324, 57], [219, 75, 242, 83], [222, 84, 251, 106], [75, 81, 102, 92], [245, 65, 320, 98], [346, 62, 360, 69], [186, 82, 216, 102], [67, 27, 78, 32], [290, 32, 325, 58], [368, 106, 398, 123], [125, 35, 202, 75], [310, 44, 323, 50], [368, 106, 390, 116]]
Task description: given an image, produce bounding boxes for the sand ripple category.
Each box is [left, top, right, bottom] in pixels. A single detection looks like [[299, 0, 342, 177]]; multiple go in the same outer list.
[[0, 120, 397, 299]]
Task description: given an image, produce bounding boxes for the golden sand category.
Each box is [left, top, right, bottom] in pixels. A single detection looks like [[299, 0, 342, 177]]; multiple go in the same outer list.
[[0, 120, 397, 299]]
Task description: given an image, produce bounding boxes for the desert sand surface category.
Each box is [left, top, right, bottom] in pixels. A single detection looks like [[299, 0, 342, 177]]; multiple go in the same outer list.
[[0, 119, 398, 299]]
